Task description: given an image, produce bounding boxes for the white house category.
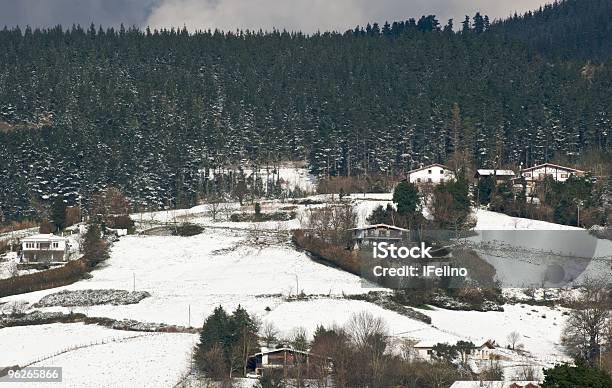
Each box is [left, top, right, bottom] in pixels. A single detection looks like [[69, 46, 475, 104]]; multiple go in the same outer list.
[[450, 381, 540, 388], [520, 163, 584, 183], [407, 164, 455, 185], [20, 234, 69, 263]]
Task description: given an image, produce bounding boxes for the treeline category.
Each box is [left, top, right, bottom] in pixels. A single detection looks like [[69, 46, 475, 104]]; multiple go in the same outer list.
[[490, 0, 612, 60], [0, 2, 610, 220]]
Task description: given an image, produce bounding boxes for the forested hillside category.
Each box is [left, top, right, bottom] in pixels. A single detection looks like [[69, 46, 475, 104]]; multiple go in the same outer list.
[[0, 4, 610, 220], [490, 0, 612, 60]]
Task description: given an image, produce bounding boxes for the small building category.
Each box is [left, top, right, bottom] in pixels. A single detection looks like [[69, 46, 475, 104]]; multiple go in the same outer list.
[[407, 164, 455, 185], [246, 347, 328, 376], [20, 234, 69, 263], [350, 224, 409, 250], [413, 340, 499, 361], [520, 163, 584, 183], [450, 381, 540, 388], [475, 169, 516, 184]]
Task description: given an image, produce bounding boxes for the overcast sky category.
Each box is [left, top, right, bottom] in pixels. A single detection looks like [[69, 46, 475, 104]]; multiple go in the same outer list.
[[0, 0, 552, 33]]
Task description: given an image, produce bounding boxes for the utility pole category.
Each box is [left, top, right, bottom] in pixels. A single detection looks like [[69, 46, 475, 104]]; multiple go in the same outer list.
[[188, 304, 191, 327]]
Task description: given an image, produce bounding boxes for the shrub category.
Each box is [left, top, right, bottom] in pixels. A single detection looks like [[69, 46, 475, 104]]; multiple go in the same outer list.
[[230, 211, 295, 222], [106, 215, 135, 230], [173, 223, 203, 237]]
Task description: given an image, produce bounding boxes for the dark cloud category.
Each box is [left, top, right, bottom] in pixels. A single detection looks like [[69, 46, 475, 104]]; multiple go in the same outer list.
[[0, 0, 157, 28], [0, 0, 550, 32]]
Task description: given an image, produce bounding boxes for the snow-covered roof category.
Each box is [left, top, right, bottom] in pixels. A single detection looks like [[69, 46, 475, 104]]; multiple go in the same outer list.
[[252, 347, 314, 357], [415, 339, 495, 349], [407, 163, 451, 174], [450, 381, 540, 388], [21, 234, 67, 242], [521, 163, 583, 173], [350, 224, 409, 232], [476, 169, 515, 177]]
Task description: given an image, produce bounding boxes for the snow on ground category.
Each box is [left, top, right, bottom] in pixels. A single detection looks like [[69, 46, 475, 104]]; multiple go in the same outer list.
[[199, 164, 317, 193], [416, 304, 570, 364], [30, 331, 197, 388], [261, 298, 460, 344], [1, 229, 382, 327], [474, 209, 580, 231], [0, 323, 145, 366], [3, 194, 604, 386]]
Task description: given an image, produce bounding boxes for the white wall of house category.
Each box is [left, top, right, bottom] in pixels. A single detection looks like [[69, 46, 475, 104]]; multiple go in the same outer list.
[[522, 165, 581, 183], [21, 234, 68, 262], [408, 165, 455, 185]]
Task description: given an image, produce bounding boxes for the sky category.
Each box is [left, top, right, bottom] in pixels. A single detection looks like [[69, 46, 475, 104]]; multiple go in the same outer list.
[[0, 0, 552, 33]]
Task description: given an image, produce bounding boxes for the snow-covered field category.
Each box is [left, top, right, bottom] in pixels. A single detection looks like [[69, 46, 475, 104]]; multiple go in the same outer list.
[[1, 323, 196, 387], [3, 191, 609, 386], [1, 228, 381, 326]]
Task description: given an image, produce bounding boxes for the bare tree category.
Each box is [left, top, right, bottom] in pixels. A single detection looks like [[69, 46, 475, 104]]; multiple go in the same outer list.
[[207, 196, 223, 221], [345, 311, 388, 387], [514, 359, 540, 381], [260, 321, 280, 347], [507, 331, 521, 350], [561, 277, 611, 366]]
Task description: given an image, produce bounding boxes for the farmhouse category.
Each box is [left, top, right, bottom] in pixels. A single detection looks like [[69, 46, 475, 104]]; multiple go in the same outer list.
[[407, 164, 455, 185], [20, 234, 69, 263], [514, 163, 585, 195], [520, 163, 584, 183], [246, 347, 328, 376], [350, 224, 409, 250], [475, 169, 516, 184]]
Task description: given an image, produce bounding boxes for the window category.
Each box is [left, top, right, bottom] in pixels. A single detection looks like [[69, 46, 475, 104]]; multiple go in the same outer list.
[[427, 178, 432, 183], [440, 169, 444, 174], [560, 173, 568, 178], [428, 169, 432, 174], [416, 178, 421, 183], [525, 172, 531, 177], [52, 242, 59, 248]]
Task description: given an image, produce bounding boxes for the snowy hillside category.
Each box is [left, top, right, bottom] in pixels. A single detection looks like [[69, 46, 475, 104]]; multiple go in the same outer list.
[[2, 194, 609, 386]]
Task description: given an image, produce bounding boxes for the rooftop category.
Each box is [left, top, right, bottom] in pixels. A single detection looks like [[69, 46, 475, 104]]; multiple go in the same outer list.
[[476, 169, 516, 177], [521, 163, 584, 173], [21, 234, 67, 242], [407, 163, 451, 174], [350, 224, 409, 232]]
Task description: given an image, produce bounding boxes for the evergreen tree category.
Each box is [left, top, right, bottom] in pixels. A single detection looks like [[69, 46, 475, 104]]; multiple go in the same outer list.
[[50, 198, 66, 231], [542, 363, 612, 388], [392, 181, 420, 217]]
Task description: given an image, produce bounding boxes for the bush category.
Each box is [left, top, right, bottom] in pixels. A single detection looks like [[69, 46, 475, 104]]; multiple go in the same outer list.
[[173, 223, 203, 236], [0, 258, 90, 298], [292, 230, 360, 275], [230, 211, 295, 222], [106, 215, 135, 230]]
